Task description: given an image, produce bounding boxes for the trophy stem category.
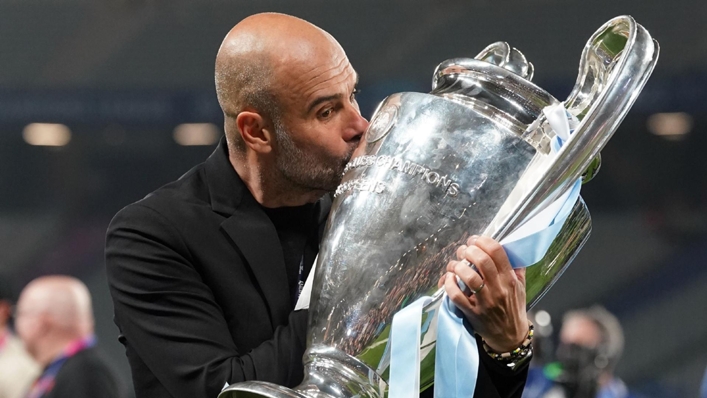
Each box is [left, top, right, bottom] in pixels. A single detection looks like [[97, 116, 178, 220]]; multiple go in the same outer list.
[[297, 345, 387, 398], [219, 346, 386, 398]]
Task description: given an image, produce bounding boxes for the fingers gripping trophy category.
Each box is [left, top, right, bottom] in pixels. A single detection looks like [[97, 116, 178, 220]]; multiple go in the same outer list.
[[220, 15, 659, 398]]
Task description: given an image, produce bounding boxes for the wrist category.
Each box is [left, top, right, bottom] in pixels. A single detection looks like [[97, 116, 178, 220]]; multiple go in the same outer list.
[[479, 321, 534, 370], [482, 319, 530, 353]]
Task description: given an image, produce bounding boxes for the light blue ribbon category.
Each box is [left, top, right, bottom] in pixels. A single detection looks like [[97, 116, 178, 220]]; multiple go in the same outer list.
[[502, 178, 582, 269], [389, 296, 433, 397], [433, 297, 479, 397]]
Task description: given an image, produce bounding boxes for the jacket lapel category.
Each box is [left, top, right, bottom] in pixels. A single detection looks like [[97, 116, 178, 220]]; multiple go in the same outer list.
[[221, 206, 290, 329], [204, 139, 290, 329]]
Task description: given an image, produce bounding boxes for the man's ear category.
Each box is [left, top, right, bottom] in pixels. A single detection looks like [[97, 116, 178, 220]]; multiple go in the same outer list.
[[236, 111, 275, 154]]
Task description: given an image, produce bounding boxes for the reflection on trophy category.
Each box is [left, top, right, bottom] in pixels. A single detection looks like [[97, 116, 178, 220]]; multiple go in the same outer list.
[[220, 15, 659, 398]]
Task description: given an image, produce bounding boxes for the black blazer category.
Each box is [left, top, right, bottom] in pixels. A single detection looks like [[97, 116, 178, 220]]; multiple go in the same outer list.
[[43, 347, 124, 398], [106, 139, 527, 398]]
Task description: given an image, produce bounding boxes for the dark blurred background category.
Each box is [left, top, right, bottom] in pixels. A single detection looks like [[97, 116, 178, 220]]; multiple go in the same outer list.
[[1, 0, 705, 396]]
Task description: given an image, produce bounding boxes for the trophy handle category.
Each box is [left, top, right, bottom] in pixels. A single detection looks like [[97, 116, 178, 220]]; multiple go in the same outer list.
[[565, 16, 658, 122], [498, 15, 659, 237], [474, 41, 534, 81], [559, 15, 659, 183]]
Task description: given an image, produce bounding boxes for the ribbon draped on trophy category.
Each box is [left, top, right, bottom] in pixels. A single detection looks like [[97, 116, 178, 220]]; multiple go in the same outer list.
[[220, 15, 659, 398]]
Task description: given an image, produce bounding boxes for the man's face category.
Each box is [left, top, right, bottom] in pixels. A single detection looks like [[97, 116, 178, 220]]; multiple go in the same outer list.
[[560, 315, 601, 349], [271, 47, 368, 193]]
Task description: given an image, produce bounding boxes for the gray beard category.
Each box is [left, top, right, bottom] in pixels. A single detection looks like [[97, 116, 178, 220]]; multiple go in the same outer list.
[[273, 123, 353, 193]]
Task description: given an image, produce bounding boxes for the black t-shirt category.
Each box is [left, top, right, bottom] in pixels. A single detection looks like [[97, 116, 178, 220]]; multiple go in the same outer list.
[[261, 203, 317, 306]]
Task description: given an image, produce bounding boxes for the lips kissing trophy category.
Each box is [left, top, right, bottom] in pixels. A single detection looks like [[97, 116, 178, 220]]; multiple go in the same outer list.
[[220, 15, 659, 398]]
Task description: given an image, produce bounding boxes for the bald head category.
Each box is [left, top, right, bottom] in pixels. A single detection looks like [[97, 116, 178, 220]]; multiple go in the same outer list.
[[17, 275, 94, 337], [215, 13, 346, 150]]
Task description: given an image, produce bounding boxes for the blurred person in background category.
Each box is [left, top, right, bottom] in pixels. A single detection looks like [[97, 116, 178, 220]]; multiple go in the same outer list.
[[522, 310, 555, 398], [106, 11, 531, 398], [528, 305, 636, 398], [15, 275, 124, 398], [700, 366, 707, 398], [0, 279, 39, 398]]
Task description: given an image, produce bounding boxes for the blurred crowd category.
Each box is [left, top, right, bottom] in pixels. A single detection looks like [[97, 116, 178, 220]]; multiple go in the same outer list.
[[5, 266, 705, 398]]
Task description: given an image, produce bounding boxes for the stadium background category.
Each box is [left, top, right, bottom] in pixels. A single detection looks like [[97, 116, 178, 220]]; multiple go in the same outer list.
[[1, 0, 705, 396]]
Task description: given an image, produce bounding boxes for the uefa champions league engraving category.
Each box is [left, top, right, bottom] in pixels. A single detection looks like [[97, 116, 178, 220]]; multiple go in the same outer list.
[[335, 155, 462, 198], [220, 16, 659, 398]]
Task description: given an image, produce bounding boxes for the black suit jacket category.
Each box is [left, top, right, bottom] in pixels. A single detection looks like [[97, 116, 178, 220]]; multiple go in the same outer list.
[[106, 139, 527, 398], [43, 347, 124, 398]]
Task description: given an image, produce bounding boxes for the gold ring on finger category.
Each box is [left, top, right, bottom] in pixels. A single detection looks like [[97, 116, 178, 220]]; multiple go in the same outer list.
[[469, 281, 485, 294]]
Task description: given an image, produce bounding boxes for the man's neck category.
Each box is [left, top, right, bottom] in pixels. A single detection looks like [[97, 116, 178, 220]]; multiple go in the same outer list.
[[35, 334, 87, 367]]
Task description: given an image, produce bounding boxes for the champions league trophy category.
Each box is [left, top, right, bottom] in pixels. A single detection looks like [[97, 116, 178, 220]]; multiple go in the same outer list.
[[221, 15, 658, 398]]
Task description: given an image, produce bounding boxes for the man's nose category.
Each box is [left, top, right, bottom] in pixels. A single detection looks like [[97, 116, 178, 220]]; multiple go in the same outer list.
[[344, 108, 368, 142]]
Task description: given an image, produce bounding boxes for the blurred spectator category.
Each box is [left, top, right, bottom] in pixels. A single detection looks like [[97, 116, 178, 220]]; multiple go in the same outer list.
[[15, 275, 124, 398], [0, 279, 39, 398], [700, 365, 707, 398], [524, 305, 637, 398], [522, 310, 556, 398]]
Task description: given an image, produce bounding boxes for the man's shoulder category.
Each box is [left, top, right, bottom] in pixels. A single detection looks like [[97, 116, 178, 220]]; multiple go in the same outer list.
[[62, 347, 116, 374], [110, 162, 214, 230], [140, 161, 211, 211], [52, 347, 124, 398]]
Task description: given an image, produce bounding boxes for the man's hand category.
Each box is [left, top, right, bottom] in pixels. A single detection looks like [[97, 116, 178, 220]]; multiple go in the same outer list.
[[438, 235, 529, 353]]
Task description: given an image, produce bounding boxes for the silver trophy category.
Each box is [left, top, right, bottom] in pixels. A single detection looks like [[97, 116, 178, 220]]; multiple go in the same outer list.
[[221, 15, 658, 398]]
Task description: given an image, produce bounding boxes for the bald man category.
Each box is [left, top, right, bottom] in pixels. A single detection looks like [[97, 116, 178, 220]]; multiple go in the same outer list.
[[106, 12, 529, 398], [15, 276, 123, 398]]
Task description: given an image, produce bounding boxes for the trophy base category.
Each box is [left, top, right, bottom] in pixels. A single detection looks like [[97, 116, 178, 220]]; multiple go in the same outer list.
[[219, 346, 386, 398], [219, 381, 307, 398]]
